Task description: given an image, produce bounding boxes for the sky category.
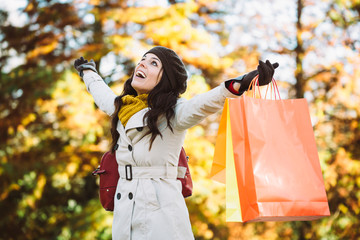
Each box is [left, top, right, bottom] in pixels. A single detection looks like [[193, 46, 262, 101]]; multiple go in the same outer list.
[[1, 0, 28, 72], [1, 0, 28, 26]]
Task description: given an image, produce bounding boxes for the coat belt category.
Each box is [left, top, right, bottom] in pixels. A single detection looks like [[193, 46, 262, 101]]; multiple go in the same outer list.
[[118, 165, 186, 180]]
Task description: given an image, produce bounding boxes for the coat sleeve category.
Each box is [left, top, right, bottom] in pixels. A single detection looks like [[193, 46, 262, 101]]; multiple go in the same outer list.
[[173, 82, 239, 130], [82, 70, 117, 116]]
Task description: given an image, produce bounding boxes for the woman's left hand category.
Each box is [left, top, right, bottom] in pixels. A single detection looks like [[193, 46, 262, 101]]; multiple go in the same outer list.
[[257, 60, 279, 86], [231, 60, 279, 93]]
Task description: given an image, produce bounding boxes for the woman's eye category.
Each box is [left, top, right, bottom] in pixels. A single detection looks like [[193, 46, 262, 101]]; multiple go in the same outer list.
[[151, 61, 158, 66]]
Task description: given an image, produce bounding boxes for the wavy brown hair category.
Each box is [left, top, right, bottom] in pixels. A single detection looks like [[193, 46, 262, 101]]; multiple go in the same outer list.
[[110, 71, 187, 152]]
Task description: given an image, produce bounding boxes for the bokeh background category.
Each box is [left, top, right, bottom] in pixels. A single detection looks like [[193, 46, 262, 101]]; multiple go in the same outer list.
[[0, 0, 359, 239]]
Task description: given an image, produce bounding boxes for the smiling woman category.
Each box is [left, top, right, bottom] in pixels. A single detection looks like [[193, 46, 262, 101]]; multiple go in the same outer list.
[[73, 46, 277, 240], [131, 53, 163, 95]]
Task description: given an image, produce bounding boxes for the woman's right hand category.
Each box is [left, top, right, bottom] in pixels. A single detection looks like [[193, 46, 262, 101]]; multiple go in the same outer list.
[[74, 57, 97, 77]]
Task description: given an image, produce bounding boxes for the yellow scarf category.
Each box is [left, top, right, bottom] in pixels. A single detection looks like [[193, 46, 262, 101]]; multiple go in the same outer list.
[[118, 94, 148, 126]]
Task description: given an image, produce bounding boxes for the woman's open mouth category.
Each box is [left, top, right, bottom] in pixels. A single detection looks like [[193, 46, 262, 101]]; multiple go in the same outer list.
[[135, 70, 146, 79]]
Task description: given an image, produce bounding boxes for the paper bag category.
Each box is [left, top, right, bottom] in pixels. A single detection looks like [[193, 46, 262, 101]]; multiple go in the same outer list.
[[210, 89, 330, 222]]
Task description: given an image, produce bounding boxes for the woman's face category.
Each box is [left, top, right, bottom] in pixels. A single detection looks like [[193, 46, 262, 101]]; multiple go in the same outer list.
[[131, 53, 163, 95]]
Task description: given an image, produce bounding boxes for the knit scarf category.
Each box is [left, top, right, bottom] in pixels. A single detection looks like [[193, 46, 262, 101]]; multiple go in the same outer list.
[[118, 94, 148, 126]]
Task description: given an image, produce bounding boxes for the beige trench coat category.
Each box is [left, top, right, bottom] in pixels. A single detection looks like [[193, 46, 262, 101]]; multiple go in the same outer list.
[[83, 70, 238, 240]]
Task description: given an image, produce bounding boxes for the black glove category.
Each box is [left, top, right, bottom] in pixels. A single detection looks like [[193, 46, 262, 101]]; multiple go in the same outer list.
[[229, 60, 279, 94], [74, 57, 98, 77]]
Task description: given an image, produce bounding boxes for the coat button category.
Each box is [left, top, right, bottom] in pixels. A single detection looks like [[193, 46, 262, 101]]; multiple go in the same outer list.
[[128, 145, 132, 151], [117, 193, 121, 200], [128, 192, 133, 200], [136, 127, 143, 132]]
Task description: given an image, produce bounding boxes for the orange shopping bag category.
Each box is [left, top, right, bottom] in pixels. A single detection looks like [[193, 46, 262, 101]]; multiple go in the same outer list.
[[210, 79, 330, 222]]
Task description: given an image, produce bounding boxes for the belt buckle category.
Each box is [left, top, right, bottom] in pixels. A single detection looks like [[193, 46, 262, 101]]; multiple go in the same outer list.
[[125, 165, 132, 181]]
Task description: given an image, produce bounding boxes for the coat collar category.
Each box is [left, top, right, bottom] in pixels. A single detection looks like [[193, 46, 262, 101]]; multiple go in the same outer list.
[[115, 108, 149, 146], [124, 107, 149, 131], [116, 108, 149, 143]]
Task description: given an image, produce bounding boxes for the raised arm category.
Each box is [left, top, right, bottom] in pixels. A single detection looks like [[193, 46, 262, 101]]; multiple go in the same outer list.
[[174, 60, 279, 130], [74, 57, 117, 116], [173, 82, 239, 130]]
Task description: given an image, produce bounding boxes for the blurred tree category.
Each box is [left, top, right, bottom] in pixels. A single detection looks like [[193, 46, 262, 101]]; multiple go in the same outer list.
[[286, 0, 360, 238], [311, 0, 360, 238], [0, 1, 112, 239], [222, 0, 360, 239]]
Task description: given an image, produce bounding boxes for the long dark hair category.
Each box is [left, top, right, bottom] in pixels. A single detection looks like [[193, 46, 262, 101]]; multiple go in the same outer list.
[[110, 71, 187, 152]]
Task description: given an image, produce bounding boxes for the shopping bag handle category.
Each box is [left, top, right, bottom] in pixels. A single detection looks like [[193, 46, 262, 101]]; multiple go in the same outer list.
[[248, 75, 262, 98], [248, 75, 281, 100], [265, 78, 281, 100]]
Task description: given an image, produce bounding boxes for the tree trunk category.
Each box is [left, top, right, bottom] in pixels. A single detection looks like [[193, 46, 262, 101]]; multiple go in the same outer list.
[[294, 0, 305, 98]]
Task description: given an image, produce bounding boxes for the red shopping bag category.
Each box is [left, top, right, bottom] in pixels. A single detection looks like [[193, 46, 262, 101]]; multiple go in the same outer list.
[[210, 78, 330, 222]]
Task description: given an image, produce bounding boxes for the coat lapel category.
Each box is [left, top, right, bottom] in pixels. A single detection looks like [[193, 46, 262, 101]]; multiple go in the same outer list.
[[125, 107, 149, 132], [116, 108, 149, 145], [116, 120, 131, 145]]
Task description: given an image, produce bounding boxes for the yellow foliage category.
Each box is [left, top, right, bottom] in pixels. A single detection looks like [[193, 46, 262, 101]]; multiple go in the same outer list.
[[109, 36, 150, 61], [182, 75, 210, 99], [21, 113, 36, 126], [52, 172, 70, 189], [27, 41, 58, 59], [0, 183, 20, 201], [33, 174, 46, 200], [7, 126, 14, 135], [66, 162, 79, 176], [105, 1, 230, 72], [198, 0, 221, 5], [47, 71, 105, 141], [89, 0, 101, 5], [25, 2, 34, 12], [24, 135, 40, 150], [335, 148, 360, 175], [107, 2, 197, 24], [339, 203, 348, 214], [107, 6, 168, 24]]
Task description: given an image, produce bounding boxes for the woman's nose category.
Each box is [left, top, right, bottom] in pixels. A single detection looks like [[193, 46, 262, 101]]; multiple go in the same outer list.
[[140, 61, 148, 68]]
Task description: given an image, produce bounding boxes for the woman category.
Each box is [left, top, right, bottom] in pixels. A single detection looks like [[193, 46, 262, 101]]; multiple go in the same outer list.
[[74, 46, 278, 240]]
